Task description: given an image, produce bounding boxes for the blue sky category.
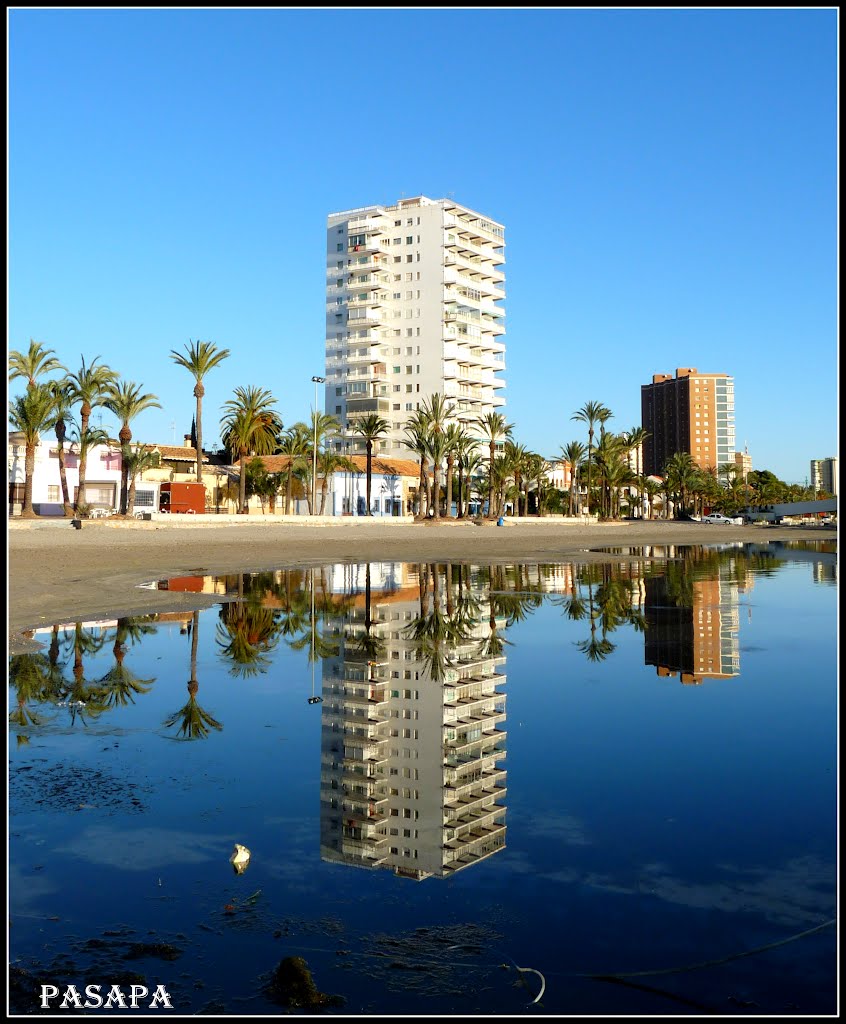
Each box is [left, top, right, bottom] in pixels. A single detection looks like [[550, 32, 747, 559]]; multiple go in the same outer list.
[[8, 8, 837, 484]]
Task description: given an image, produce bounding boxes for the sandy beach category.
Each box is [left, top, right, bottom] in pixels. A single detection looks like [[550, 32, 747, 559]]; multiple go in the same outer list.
[[8, 516, 834, 653]]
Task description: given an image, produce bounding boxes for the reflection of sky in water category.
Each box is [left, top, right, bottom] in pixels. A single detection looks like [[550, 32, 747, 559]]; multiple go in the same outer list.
[[8, 545, 837, 1015]]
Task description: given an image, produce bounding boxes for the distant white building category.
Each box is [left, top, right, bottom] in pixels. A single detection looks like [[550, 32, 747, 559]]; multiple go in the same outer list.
[[810, 457, 837, 496]]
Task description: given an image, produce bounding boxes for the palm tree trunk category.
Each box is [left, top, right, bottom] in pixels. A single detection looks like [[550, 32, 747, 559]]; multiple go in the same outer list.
[[366, 441, 373, 515], [445, 456, 454, 518], [457, 464, 465, 518], [195, 392, 203, 484], [56, 433, 74, 517], [21, 443, 37, 518], [285, 470, 292, 514], [239, 449, 248, 513], [487, 441, 496, 519]]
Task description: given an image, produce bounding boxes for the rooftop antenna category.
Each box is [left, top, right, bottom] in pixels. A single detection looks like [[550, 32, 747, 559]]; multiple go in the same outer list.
[[170, 421, 176, 444]]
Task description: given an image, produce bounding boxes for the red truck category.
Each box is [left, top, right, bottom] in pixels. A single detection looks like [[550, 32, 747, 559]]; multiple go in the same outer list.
[[159, 482, 206, 514]]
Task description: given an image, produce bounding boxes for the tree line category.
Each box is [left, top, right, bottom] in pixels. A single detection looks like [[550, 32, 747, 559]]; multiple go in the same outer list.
[[10, 340, 819, 520]]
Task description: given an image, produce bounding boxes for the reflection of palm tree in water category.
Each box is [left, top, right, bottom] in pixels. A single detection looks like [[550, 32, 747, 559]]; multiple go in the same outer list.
[[404, 563, 473, 683], [215, 572, 287, 677], [9, 651, 53, 735], [98, 616, 157, 708], [346, 563, 387, 666], [164, 611, 222, 740], [59, 622, 110, 726]]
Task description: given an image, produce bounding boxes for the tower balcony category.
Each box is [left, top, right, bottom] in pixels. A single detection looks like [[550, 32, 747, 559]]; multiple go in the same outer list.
[[444, 765, 507, 800], [347, 311, 384, 328], [346, 396, 391, 417]]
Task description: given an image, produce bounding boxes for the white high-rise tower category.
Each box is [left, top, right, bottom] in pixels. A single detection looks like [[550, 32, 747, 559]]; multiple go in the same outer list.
[[325, 196, 506, 457]]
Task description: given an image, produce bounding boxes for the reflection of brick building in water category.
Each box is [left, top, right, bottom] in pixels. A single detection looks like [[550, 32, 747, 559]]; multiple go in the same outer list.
[[319, 564, 508, 880], [644, 561, 752, 684]]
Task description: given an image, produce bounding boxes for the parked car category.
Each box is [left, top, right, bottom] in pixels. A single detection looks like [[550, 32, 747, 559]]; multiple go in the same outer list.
[[701, 513, 743, 525]]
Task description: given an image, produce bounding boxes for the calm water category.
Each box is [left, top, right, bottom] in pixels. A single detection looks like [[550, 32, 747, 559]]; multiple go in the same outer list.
[[9, 541, 837, 1015]]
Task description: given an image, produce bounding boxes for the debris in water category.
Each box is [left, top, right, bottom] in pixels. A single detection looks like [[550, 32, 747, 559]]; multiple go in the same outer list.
[[229, 843, 251, 874], [264, 955, 345, 1009]]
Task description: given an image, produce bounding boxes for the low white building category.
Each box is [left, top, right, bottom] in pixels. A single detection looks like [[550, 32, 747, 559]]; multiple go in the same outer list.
[[8, 432, 125, 516], [8, 432, 212, 516]]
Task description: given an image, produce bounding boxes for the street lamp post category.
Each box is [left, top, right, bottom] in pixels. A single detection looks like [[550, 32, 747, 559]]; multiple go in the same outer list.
[[311, 376, 326, 516]]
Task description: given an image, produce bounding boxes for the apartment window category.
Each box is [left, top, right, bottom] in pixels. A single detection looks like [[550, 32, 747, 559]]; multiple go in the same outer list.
[[406, 329, 413, 338], [406, 384, 413, 393], [406, 290, 413, 299], [47, 485, 60, 502], [406, 236, 413, 244], [394, 274, 401, 281], [406, 346, 413, 354], [406, 255, 413, 262], [337, 243, 343, 251], [405, 310, 413, 319], [393, 238, 401, 245], [407, 218, 413, 225], [394, 220, 401, 226], [393, 404, 401, 411], [405, 273, 413, 281], [336, 261, 343, 270], [393, 292, 401, 300], [393, 365, 401, 373], [393, 256, 401, 263], [406, 365, 413, 374]]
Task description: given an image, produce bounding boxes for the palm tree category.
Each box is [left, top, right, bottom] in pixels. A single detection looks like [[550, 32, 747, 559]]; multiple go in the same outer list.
[[47, 379, 77, 516], [220, 386, 284, 514], [277, 423, 311, 514], [454, 429, 479, 518], [123, 444, 162, 515], [461, 449, 485, 518], [67, 421, 112, 514], [442, 422, 463, 518], [503, 440, 530, 516], [64, 356, 119, 511], [560, 441, 586, 516], [351, 413, 389, 516], [596, 406, 614, 441], [419, 393, 456, 520], [8, 339, 64, 390], [642, 477, 662, 520], [623, 426, 649, 517], [8, 385, 56, 518], [526, 452, 548, 516], [169, 339, 231, 484], [318, 450, 355, 515], [304, 411, 340, 515], [474, 411, 514, 519], [403, 411, 432, 518], [571, 401, 610, 515], [104, 380, 161, 514], [664, 451, 699, 517]]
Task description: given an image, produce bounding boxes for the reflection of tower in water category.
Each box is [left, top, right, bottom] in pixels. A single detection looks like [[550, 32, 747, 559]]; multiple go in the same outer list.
[[644, 554, 752, 684], [319, 563, 508, 880]]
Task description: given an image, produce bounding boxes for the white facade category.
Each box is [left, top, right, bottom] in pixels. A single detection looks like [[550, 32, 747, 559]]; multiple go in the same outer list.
[[810, 457, 837, 496], [325, 196, 506, 459], [7, 434, 135, 515]]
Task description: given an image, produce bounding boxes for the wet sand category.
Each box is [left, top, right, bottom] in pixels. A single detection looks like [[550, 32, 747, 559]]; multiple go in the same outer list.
[[8, 517, 834, 653]]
